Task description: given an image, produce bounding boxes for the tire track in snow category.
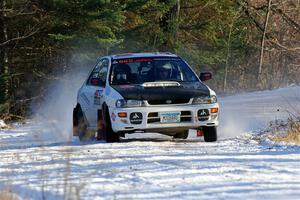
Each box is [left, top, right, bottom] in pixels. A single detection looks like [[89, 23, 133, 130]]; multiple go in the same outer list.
[[1, 86, 300, 199]]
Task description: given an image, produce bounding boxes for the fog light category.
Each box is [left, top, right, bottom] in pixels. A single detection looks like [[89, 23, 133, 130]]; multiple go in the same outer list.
[[120, 119, 127, 124], [118, 112, 127, 118], [211, 108, 218, 113], [211, 115, 218, 120]]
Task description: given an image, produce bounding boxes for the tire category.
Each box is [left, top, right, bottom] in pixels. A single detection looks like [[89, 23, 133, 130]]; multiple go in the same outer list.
[[103, 108, 120, 143], [203, 126, 217, 142], [76, 107, 94, 141], [173, 131, 189, 139]]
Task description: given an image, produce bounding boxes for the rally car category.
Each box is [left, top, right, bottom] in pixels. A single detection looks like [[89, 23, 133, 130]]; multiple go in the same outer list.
[[73, 52, 219, 142]]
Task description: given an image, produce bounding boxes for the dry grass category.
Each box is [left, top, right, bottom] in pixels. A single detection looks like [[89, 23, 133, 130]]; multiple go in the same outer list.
[[268, 118, 300, 145], [0, 189, 19, 200]]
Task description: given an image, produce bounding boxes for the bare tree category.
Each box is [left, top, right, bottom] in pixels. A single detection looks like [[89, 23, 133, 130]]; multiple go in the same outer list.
[[258, 0, 272, 82], [224, 12, 240, 92], [0, 0, 44, 119], [0, 0, 9, 104]]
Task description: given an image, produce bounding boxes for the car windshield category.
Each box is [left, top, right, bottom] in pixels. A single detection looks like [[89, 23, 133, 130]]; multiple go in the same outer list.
[[110, 57, 198, 85]]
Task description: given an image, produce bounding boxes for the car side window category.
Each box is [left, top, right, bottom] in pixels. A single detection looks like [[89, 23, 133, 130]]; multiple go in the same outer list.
[[87, 58, 109, 86]]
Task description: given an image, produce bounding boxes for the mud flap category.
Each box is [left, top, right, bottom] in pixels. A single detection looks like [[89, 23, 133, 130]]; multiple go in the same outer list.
[[73, 106, 79, 136], [186, 128, 204, 139], [96, 109, 105, 140]]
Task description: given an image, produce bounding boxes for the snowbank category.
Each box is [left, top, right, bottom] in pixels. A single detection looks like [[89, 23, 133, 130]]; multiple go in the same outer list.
[[0, 120, 8, 129]]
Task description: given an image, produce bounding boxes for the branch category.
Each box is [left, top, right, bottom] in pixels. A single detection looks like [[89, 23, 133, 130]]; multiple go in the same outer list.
[[0, 1, 41, 18], [272, 7, 300, 33], [182, 29, 202, 42], [238, 0, 265, 32], [0, 26, 41, 47], [33, 70, 71, 81], [270, 38, 300, 52], [181, 1, 212, 10], [3, 10, 38, 18], [240, 0, 300, 33], [290, 63, 300, 67], [16, 95, 43, 103], [238, 0, 300, 53]]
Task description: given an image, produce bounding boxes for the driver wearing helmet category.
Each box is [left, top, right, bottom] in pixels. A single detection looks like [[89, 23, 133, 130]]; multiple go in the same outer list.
[[157, 62, 172, 80], [113, 63, 132, 84]]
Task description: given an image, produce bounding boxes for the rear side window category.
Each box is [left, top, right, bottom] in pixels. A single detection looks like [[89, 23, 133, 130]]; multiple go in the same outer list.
[[87, 58, 109, 86]]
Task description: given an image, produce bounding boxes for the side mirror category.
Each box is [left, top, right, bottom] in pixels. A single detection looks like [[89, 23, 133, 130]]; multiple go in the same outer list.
[[199, 72, 212, 82]]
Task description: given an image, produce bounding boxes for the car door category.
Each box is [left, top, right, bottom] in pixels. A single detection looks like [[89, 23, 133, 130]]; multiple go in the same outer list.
[[82, 58, 109, 128]]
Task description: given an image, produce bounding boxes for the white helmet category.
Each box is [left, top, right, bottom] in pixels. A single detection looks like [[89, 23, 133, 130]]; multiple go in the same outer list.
[[161, 62, 172, 70]]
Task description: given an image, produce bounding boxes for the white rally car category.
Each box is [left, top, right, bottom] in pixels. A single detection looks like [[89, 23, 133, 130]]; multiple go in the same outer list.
[[73, 52, 219, 142]]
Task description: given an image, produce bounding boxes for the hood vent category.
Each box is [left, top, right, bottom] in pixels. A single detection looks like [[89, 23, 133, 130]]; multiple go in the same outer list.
[[142, 81, 180, 88], [147, 99, 190, 105]]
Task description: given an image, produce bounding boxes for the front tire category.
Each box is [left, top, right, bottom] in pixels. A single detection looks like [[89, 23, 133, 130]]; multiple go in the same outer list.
[[203, 126, 217, 142], [103, 108, 120, 143]]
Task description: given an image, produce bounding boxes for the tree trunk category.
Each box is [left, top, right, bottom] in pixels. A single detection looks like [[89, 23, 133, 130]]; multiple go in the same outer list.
[[159, 0, 180, 51], [0, 0, 9, 105], [258, 0, 272, 83], [171, 0, 180, 52], [223, 23, 233, 93]]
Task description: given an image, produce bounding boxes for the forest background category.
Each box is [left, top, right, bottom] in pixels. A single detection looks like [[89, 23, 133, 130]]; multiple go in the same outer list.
[[0, 0, 299, 120]]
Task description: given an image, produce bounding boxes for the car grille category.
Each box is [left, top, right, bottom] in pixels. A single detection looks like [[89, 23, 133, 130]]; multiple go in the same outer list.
[[147, 111, 192, 124], [147, 99, 190, 105]]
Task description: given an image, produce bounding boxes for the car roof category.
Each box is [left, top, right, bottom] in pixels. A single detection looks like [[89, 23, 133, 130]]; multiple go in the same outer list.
[[110, 52, 178, 60]]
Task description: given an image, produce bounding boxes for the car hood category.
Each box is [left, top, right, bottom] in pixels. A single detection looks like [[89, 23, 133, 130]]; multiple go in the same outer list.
[[111, 82, 210, 101]]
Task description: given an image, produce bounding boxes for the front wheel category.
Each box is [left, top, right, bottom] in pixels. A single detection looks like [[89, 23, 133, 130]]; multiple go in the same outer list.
[[103, 109, 120, 143], [203, 126, 217, 142]]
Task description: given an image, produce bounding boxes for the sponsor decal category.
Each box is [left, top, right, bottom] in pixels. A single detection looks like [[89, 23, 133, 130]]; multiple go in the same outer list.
[[94, 90, 102, 105], [198, 109, 209, 117], [115, 58, 152, 63], [200, 110, 207, 116], [132, 113, 139, 119], [111, 113, 116, 122], [130, 112, 143, 124]]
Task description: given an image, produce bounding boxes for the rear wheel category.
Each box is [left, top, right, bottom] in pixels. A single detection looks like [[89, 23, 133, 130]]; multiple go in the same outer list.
[[203, 126, 217, 142], [103, 108, 120, 143], [76, 107, 94, 141], [173, 131, 189, 139]]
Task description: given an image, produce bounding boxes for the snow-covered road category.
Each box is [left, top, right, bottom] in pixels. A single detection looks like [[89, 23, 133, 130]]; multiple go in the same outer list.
[[1, 86, 300, 199]]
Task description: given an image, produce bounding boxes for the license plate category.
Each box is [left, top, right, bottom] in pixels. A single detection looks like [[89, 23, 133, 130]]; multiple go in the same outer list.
[[160, 112, 181, 123]]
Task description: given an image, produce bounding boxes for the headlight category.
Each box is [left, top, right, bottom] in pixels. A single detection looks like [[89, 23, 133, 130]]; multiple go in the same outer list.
[[116, 99, 143, 108], [192, 95, 217, 104]]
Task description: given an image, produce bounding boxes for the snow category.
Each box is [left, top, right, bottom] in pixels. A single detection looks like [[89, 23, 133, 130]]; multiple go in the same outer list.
[[1, 86, 300, 199], [0, 120, 7, 129]]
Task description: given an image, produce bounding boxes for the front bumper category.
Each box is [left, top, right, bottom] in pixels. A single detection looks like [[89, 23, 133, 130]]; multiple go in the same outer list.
[[110, 103, 219, 134]]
